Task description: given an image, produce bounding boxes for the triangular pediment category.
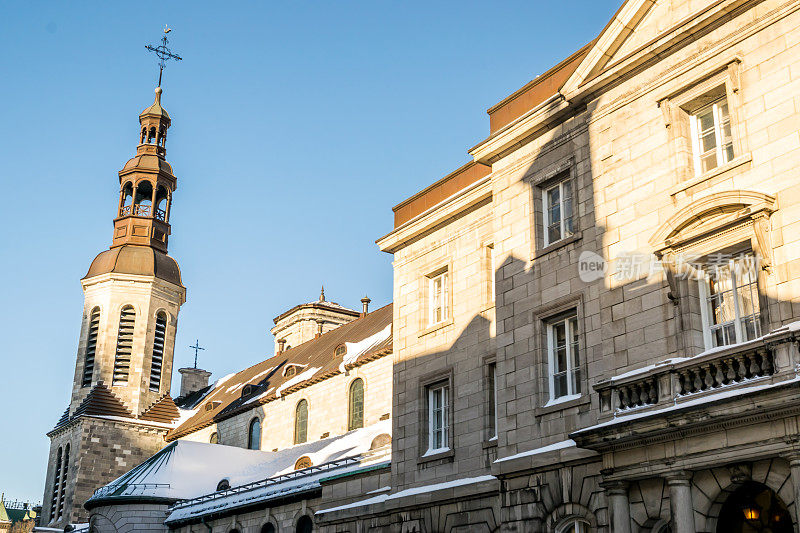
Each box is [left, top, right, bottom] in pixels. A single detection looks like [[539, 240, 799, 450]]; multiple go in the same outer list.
[[562, 0, 726, 94]]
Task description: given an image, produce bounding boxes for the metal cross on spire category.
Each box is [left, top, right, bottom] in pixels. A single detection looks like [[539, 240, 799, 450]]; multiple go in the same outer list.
[[145, 25, 183, 87], [189, 339, 205, 369]]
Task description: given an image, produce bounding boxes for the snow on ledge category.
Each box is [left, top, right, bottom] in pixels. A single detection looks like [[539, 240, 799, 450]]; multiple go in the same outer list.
[[494, 439, 576, 463], [317, 475, 497, 515], [276, 366, 321, 397], [543, 393, 582, 407]]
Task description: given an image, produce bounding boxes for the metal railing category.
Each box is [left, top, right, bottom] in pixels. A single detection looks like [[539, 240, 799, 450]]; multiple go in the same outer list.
[[92, 482, 170, 498]]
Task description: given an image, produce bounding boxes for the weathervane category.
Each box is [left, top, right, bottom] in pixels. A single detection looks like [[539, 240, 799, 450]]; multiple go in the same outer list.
[[145, 25, 183, 87], [189, 339, 205, 369]]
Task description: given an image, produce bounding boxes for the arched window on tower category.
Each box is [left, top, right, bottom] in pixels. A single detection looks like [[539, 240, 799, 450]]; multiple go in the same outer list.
[[140, 127, 147, 144], [158, 126, 167, 147], [113, 306, 136, 385], [248, 417, 261, 450], [294, 400, 308, 444], [147, 126, 156, 144], [119, 182, 134, 217], [296, 515, 313, 533], [82, 307, 100, 388], [133, 180, 153, 217], [57, 443, 69, 519], [149, 312, 167, 391], [49, 447, 62, 521], [155, 186, 169, 221], [348, 378, 364, 431]]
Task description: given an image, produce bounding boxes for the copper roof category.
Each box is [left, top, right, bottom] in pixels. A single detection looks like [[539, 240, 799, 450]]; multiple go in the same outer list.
[[85, 244, 182, 286], [71, 382, 135, 420], [167, 303, 393, 441], [140, 395, 181, 424]]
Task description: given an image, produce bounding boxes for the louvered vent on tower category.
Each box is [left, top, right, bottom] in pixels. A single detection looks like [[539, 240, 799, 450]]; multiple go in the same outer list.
[[82, 307, 100, 387], [113, 306, 136, 385], [149, 312, 167, 391]]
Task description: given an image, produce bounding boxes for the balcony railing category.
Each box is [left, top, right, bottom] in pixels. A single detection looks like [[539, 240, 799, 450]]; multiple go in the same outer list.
[[595, 329, 797, 418], [119, 204, 156, 218]]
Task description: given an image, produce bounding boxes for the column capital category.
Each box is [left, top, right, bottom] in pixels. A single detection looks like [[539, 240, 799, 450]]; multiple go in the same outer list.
[[600, 480, 629, 495], [664, 470, 693, 485]]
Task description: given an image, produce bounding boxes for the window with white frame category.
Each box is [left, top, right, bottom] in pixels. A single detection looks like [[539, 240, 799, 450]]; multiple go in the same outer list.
[[547, 313, 581, 402], [428, 270, 449, 326], [556, 519, 590, 533], [698, 253, 761, 349], [544, 176, 574, 246], [427, 382, 450, 453], [690, 95, 734, 175]]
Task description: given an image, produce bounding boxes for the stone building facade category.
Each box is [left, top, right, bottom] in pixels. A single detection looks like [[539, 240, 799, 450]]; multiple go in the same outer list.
[[319, 0, 800, 532]]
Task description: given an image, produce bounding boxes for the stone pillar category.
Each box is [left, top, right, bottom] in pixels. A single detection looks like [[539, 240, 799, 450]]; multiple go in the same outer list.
[[786, 454, 800, 528], [666, 471, 695, 533], [603, 481, 631, 533]]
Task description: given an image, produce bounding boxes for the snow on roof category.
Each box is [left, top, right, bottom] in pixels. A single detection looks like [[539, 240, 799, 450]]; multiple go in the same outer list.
[[90, 419, 392, 512], [340, 324, 391, 373], [167, 304, 392, 440], [316, 475, 497, 515], [163, 420, 391, 524]]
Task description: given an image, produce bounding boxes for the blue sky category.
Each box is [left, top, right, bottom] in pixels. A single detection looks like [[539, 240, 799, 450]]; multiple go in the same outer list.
[[0, 1, 619, 503]]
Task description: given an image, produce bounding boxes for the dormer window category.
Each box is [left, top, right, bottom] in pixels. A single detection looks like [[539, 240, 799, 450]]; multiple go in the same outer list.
[[216, 478, 230, 491], [294, 456, 312, 470], [335, 344, 347, 358], [283, 363, 307, 377], [242, 384, 257, 397], [204, 400, 221, 412]]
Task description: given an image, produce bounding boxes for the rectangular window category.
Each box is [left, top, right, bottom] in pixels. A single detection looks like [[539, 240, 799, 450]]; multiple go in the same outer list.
[[544, 178, 574, 246], [487, 362, 497, 439], [698, 254, 761, 349], [427, 383, 450, 453], [690, 96, 734, 175], [547, 314, 581, 402], [428, 271, 449, 326]]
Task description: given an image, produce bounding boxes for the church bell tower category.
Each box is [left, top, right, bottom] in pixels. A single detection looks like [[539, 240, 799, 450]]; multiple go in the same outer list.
[[40, 79, 187, 527]]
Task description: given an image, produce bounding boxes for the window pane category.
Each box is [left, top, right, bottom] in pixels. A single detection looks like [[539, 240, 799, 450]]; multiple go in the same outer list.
[[554, 373, 568, 398], [547, 186, 562, 243]]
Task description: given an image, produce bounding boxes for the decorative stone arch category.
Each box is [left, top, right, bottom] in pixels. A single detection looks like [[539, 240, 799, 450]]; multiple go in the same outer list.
[[292, 508, 315, 533], [699, 458, 795, 532], [546, 502, 598, 532], [151, 307, 174, 324], [650, 190, 777, 267], [260, 516, 279, 533], [88, 510, 120, 533]]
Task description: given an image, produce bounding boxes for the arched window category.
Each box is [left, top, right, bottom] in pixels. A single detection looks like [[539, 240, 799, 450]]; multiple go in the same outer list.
[[348, 379, 364, 431], [120, 182, 134, 216], [50, 447, 62, 520], [155, 186, 169, 221], [261, 524, 276, 533], [209, 432, 219, 444], [133, 180, 153, 217], [294, 400, 308, 444], [294, 456, 312, 470], [147, 126, 156, 144], [82, 307, 100, 388], [113, 306, 135, 385], [335, 344, 347, 357], [556, 519, 590, 533], [149, 312, 167, 391], [248, 418, 261, 450], [141, 127, 147, 144], [216, 478, 231, 491], [296, 515, 313, 533], [57, 444, 70, 518]]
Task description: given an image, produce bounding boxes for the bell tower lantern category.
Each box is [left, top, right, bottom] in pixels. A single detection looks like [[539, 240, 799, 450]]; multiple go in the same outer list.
[[114, 87, 176, 252]]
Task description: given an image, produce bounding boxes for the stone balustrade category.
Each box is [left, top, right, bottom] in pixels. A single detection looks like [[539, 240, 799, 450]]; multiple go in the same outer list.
[[595, 331, 798, 418]]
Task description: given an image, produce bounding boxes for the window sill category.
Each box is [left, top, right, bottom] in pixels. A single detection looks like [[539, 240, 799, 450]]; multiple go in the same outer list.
[[418, 319, 454, 338], [669, 153, 752, 197], [533, 231, 582, 260], [534, 394, 589, 416], [482, 436, 498, 449], [417, 447, 454, 465]]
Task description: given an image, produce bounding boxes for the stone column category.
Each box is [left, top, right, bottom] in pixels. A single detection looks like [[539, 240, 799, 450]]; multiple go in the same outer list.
[[666, 471, 695, 533], [786, 454, 800, 528], [603, 481, 631, 533]]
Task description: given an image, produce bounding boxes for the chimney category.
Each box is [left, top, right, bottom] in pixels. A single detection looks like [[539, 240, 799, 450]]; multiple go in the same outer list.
[[178, 367, 212, 397], [361, 295, 371, 316], [316, 320, 324, 338], [277, 339, 286, 353]]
